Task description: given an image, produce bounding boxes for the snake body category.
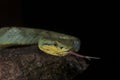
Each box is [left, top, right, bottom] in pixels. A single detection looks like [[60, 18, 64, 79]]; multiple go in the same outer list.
[[0, 27, 80, 56]]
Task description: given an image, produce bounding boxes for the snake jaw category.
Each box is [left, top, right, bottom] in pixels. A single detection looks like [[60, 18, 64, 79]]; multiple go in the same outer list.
[[38, 39, 72, 56], [38, 45, 70, 56]]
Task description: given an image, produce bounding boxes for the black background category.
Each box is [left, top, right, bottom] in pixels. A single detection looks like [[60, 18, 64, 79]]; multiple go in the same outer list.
[[0, 0, 114, 80]]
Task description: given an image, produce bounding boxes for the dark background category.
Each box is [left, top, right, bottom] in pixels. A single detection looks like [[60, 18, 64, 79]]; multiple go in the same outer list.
[[0, 0, 114, 80]]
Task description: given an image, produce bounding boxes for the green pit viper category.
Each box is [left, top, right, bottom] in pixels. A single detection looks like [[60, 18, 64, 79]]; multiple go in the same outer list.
[[0, 27, 99, 59]]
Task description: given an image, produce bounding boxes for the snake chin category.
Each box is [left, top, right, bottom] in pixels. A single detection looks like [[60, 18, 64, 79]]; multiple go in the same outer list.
[[38, 45, 69, 56]]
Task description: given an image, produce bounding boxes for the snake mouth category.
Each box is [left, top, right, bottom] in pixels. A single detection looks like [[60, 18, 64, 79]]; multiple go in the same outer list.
[[38, 44, 100, 59], [38, 39, 71, 56], [38, 44, 70, 56]]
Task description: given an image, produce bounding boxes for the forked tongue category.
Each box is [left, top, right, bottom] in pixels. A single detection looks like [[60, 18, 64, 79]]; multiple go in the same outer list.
[[69, 51, 100, 60]]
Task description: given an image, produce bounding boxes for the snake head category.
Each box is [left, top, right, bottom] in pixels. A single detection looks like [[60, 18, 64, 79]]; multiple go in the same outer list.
[[38, 38, 72, 56]]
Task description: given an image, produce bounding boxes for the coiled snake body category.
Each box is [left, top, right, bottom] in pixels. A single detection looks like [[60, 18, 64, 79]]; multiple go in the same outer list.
[[0, 27, 99, 59]]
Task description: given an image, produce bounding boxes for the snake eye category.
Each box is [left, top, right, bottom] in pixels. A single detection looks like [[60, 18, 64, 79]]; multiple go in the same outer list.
[[54, 42, 57, 46], [60, 47, 63, 49], [53, 41, 63, 49]]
